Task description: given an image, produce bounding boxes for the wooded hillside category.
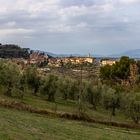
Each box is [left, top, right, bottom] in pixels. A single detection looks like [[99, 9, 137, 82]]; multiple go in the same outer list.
[[0, 44, 30, 59]]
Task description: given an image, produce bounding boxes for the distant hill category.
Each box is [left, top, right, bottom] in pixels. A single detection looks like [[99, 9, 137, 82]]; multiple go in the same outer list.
[[110, 49, 140, 58], [43, 52, 102, 58], [33, 49, 140, 59], [0, 44, 30, 59]]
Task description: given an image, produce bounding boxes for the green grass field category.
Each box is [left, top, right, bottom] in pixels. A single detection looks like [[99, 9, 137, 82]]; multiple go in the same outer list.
[[0, 91, 139, 140], [0, 107, 140, 140], [0, 93, 134, 124]]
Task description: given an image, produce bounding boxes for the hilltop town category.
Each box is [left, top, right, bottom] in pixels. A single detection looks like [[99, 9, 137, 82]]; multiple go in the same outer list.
[[0, 43, 120, 82], [0, 43, 117, 68]]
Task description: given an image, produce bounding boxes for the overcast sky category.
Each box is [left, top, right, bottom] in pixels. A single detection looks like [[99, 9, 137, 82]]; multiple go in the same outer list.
[[0, 0, 140, 55]]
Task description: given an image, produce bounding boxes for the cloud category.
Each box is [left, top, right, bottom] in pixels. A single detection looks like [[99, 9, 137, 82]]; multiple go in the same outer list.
[[0, 28, 34, 36], [0, 0, 140, 54], [119, 0, 139, 4]]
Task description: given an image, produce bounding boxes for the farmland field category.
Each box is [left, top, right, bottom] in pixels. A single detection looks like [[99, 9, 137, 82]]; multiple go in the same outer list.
[[0, 107, 139, 140]]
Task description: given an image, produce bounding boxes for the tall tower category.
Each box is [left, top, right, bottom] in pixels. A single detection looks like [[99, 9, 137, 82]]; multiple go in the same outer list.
[[88, 53, 91, 58]]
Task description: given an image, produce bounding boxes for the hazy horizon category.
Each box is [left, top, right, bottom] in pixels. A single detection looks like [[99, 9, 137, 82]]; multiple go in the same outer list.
[[0, 0, 140, 55]]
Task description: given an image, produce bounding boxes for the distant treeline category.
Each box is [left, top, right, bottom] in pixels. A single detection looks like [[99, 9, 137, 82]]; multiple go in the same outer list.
[[0, 43, 30, 59]]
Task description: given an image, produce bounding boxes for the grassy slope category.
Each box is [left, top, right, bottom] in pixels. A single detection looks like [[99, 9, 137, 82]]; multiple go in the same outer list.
[[0, 107, 140, 140], [0, 93, 132, 124]]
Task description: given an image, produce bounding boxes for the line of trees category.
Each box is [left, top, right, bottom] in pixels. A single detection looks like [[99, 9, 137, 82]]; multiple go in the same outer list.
[[0, 59, 139, 124]]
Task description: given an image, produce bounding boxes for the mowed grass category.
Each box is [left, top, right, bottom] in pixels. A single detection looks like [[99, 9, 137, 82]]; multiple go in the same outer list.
[[0, 93, 133, 124], [0, 107, 140, 140]]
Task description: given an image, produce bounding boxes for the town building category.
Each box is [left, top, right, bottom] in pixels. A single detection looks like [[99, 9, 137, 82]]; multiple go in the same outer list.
[[101, 59, 117, 66], [28, 52, 48, 65]]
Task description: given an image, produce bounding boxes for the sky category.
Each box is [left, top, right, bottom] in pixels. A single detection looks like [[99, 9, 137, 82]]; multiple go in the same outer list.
[[0, 0, 140, 55]]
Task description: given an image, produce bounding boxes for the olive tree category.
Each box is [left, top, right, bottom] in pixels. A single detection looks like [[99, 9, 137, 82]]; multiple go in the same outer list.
[[86, 84, 102, 110], [40, 75, 58, 102], [122, 92, 140, 124], [102, 86, 120, 116], [24, 66, 41, 95], [58, 78, 70, 100], [57, 78, 79, 100], [0, 61, 21, 96]]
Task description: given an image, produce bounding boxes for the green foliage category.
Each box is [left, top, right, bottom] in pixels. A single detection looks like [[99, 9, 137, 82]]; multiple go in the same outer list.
[[122, 92, 140, 124], [111, 56, 133, 80], [0, 60, 21, 96], [57, 78, 79, 100], [85, 84, 102, 110], [100, 65, 111, 80], [100, 56, 135, 82], [40, 75, 58, 101], [24, 66, 41, 95], [58, 78, 71, 100], [68, 80, 79, 100], [102, 86, 120, 116]]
